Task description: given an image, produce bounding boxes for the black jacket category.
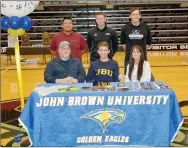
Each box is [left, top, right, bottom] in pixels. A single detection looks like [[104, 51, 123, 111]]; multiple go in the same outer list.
[[87, 25, 118, 61], [44, 57, 86, 83]]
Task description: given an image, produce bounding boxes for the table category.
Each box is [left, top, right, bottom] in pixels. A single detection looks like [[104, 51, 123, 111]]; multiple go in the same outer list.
[[6, 45, 52, 65], [19, 82, 183, 147]]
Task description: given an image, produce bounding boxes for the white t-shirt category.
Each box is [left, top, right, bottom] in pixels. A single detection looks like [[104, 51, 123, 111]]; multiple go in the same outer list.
[[125, 61, 151, 82]]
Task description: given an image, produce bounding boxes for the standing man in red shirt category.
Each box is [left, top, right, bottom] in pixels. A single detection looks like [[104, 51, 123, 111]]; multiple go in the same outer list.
[[50, 17, 87, 61]]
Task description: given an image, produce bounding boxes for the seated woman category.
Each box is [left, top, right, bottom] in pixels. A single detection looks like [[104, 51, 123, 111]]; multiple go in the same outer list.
[[44, 41, 86, 84], [125, 45, 151, 82]]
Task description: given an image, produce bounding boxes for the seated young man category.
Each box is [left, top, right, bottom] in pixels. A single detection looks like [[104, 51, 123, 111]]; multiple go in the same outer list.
[[86, 41, 119, 83], [44, 41, 86, 84]]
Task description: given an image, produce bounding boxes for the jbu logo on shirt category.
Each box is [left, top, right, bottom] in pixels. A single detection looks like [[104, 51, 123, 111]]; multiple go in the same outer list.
[[129, 30, 143, 40], [96, 69, 113, 76]]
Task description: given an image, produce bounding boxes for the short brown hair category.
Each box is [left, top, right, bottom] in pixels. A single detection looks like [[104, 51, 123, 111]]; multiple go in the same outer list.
[[97, 41, 109, 50], [95, 12, 106, 18], [129, 8, 141, 15]]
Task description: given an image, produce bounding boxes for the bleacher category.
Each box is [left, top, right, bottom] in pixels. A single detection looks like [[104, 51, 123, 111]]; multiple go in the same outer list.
[[1, 1, 188, 47]]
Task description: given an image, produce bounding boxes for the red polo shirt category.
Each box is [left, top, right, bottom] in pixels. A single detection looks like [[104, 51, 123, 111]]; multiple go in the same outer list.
[[50, 31, 87, 60]]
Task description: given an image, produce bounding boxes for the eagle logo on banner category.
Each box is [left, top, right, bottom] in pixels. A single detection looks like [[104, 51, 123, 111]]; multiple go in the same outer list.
[[80, 108, 126, 133]]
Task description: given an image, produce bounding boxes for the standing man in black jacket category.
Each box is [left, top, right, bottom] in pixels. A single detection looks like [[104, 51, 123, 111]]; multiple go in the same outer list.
[[120, 8, 152, 74], [87, 12, 118, 62]]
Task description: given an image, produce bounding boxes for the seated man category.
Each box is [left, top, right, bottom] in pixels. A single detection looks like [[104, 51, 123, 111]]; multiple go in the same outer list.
[[86, 41, 120, 83], [44, 41, 86, 84]]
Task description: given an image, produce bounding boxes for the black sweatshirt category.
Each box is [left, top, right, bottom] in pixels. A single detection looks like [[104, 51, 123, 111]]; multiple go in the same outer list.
[[87, 25, 118, 61], [120, 22, 152, 61]]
